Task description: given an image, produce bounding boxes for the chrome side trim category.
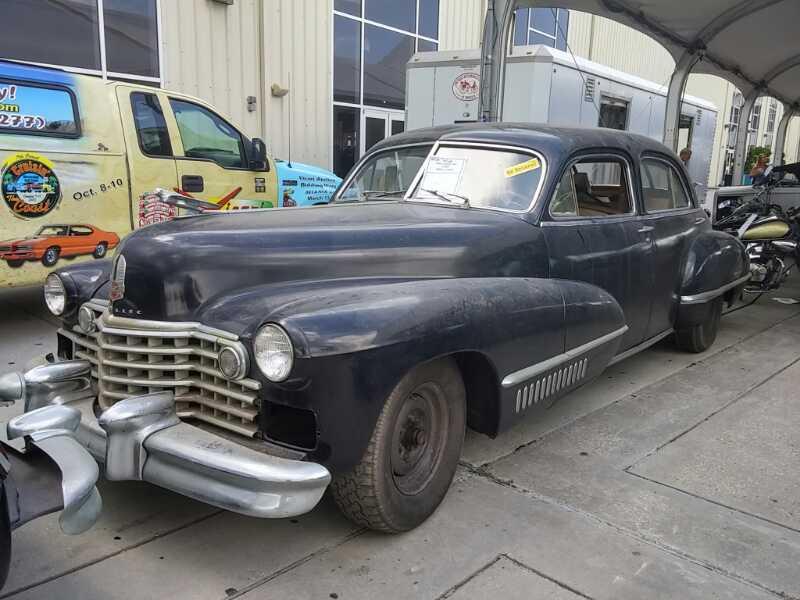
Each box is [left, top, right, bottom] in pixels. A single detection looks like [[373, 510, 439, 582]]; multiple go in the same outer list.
[[502, 325, 628, 388], [608, 328, 674, 367], [680, 274, 751, 305]]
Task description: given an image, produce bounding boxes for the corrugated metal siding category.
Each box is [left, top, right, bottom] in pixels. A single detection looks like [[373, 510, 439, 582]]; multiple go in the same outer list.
[[262, 0, 332, 168], [567, 12, 674, 85], [161, 0, 263, 137], [438, 0, 486, 50]]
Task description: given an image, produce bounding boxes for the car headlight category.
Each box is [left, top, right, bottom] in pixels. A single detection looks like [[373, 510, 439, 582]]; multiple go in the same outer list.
[[253, 324, 294, 382], [44, 273, 66, 316]]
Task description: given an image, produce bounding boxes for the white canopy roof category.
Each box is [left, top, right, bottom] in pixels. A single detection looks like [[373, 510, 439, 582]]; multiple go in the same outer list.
[[520, 0, 800, 105]]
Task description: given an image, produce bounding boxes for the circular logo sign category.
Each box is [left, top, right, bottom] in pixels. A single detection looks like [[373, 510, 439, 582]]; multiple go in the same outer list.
[[452, 72, 480, 102], [1, 152, 61, 219]]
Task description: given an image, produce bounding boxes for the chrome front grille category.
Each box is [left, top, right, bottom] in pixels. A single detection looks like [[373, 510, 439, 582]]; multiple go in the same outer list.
[[60, 300, 262, 438]]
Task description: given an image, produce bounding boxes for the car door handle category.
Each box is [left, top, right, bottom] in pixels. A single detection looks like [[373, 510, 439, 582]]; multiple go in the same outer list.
[[637, 225, 654, 234], [181, 175, 204, 193]]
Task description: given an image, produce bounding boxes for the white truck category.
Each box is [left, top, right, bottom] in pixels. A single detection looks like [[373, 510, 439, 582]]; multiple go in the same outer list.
[[406, 45, 717, 197]]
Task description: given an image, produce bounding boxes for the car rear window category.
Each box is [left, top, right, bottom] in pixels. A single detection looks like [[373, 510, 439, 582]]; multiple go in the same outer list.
[[0, 80, 79, 137]]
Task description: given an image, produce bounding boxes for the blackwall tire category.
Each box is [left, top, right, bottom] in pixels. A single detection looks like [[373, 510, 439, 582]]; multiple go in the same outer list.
[[41, 247, 60, 267], [675, 298, 722, 353], [331, 357, 466, 533], [93, 242, 107, 259]]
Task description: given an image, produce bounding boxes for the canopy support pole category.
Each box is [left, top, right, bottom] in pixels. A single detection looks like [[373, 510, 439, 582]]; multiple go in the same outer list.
[[732, 89, 761, 184], [663, 51, 702, 151], [479, 0, 516, 123], [774, 104, 796, 165]]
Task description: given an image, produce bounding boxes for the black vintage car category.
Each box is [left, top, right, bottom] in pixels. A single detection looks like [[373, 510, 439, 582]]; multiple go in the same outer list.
[[0, 124, 749, 533]]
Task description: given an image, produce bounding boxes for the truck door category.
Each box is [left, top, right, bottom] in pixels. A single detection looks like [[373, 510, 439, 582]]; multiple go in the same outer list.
[[165, 98, 277, 210], [115, 87, 179, 227]]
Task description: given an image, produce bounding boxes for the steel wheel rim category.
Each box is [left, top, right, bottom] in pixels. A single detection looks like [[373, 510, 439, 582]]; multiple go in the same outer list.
[[390, 381, 449, 496]]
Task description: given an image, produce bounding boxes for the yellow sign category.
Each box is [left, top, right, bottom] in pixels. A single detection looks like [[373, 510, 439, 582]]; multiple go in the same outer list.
[[505, 158, 540, 178]]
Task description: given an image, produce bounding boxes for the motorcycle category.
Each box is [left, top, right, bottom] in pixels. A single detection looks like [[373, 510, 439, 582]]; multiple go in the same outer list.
[[714, 163, 800, 293]]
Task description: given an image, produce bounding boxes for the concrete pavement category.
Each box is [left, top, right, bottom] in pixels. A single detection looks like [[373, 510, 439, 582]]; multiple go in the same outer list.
[[0, 281, 798, 600]]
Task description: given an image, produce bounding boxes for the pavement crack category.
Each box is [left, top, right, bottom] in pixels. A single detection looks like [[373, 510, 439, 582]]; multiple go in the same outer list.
[[435, 555, 505, 599], [625, 470, 800, 535], [220, 528, 366, 600], [461, 467, 797, 600], [625, 353, 800, 472], [0, 509, 224, 599], [501, 554, 595, 600]]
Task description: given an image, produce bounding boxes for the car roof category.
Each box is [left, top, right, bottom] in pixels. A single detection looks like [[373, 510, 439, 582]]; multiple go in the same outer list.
[[371, 122, 676, 162]]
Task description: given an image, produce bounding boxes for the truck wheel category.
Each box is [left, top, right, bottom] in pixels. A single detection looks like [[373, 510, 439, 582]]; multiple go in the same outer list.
[[41, 247, 60, 267], [675, 298, 722, 353], [6, 260, 24, 268], [331, 357, 466, 532], [93, 242, 108, 258]]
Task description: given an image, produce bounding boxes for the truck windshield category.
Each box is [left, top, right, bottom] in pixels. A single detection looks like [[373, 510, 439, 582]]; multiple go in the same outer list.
[[409, 146, 545, 212], [337, 145, 433, 203]]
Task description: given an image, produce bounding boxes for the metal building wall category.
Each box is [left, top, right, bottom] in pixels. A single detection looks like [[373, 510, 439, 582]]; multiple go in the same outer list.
[[160, 0, 264, 138], [438, 0, 486, 50], [261, 0, 333, 168]]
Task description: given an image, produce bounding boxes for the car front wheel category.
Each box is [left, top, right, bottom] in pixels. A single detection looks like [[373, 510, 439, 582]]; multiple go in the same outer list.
[[331, 357, 466, 532], [41, 247, 60, 267]]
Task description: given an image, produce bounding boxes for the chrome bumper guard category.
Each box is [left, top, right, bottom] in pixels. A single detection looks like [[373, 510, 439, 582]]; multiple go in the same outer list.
[[0, 360, 330, 519]]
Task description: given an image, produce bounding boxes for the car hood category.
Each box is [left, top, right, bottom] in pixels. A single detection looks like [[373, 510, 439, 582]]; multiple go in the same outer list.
[[111, 202, 547, 323]]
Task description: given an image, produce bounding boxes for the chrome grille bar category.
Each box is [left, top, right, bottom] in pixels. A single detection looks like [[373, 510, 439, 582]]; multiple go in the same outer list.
[[61, 302, 262, 438]]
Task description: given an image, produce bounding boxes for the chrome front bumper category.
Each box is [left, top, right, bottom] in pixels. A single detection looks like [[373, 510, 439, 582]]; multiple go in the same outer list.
[[0, 360, 331, 519]]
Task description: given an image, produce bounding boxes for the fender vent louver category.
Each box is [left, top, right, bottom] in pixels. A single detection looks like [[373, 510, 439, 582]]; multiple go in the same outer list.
[[515, 357, 588, 413]]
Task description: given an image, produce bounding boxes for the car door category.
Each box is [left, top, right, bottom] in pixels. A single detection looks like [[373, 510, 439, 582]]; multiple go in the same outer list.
[[542, 153, 654, 352], [115, 87, 179, 228], [638, 154, 705, 338], [165, 97, 278, 210]]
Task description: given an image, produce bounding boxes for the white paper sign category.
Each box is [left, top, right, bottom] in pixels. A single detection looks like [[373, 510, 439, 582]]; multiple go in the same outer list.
[[420, 157, 465, 194]]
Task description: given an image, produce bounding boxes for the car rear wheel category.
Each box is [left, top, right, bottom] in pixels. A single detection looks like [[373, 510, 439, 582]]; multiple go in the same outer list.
[[41, 247, 60, 267], [93, 242, 108, 259], [331, 357, 466, 532], [6, 260, 24, 268], [675, 297, 722, 353]]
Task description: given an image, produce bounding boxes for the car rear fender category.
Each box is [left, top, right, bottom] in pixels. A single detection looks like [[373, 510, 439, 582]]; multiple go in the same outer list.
[[677, 231, 749, 327]]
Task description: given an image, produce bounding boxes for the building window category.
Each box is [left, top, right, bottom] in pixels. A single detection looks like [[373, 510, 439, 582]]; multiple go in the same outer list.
[[514, 7, 569, 51], [0, 0, 161, 85], [332, 0, 439, 177]]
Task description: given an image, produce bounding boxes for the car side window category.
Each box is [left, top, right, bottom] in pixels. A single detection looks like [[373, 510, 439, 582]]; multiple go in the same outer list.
[[0, 80, 79, 137], [641, 158, 691, 212], [69, 226, 92, 236], [131, 92, 172, 157], [550, 170, 578, 216], [169, 99, 245, 169], [549, 157, 633, 217]]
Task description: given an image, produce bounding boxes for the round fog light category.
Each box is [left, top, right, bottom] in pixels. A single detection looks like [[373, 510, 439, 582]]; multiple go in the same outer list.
[[77, 305, 96, 334], [218, 346, 245, 380]]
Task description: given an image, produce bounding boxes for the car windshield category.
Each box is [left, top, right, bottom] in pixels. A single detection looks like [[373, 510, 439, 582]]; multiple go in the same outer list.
[[410, 146, 544, 211], [336, 145, 433, 203], [36, 226, 68, 236]]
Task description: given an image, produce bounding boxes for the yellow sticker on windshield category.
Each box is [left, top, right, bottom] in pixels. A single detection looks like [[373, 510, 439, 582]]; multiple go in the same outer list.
[[504, 158, 540, 178]]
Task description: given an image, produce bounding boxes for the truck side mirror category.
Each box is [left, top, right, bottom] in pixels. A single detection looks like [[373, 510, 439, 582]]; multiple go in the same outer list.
[[250, 138, 268, 171]]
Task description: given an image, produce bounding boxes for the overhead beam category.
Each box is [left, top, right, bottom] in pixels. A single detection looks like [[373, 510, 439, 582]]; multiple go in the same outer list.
[[732, 88, 762, 184], [663, 51, 703, 151], [774, 103, 796, 165], [762, 53, 800, 84]]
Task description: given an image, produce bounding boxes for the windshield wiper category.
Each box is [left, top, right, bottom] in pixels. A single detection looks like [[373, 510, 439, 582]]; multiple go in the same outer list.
[[361, 190, 407, 200], [418, 188, 470, 206]]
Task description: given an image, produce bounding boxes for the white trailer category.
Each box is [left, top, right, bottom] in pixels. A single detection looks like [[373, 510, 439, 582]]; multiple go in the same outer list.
[[406, 45, 718, 196]]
